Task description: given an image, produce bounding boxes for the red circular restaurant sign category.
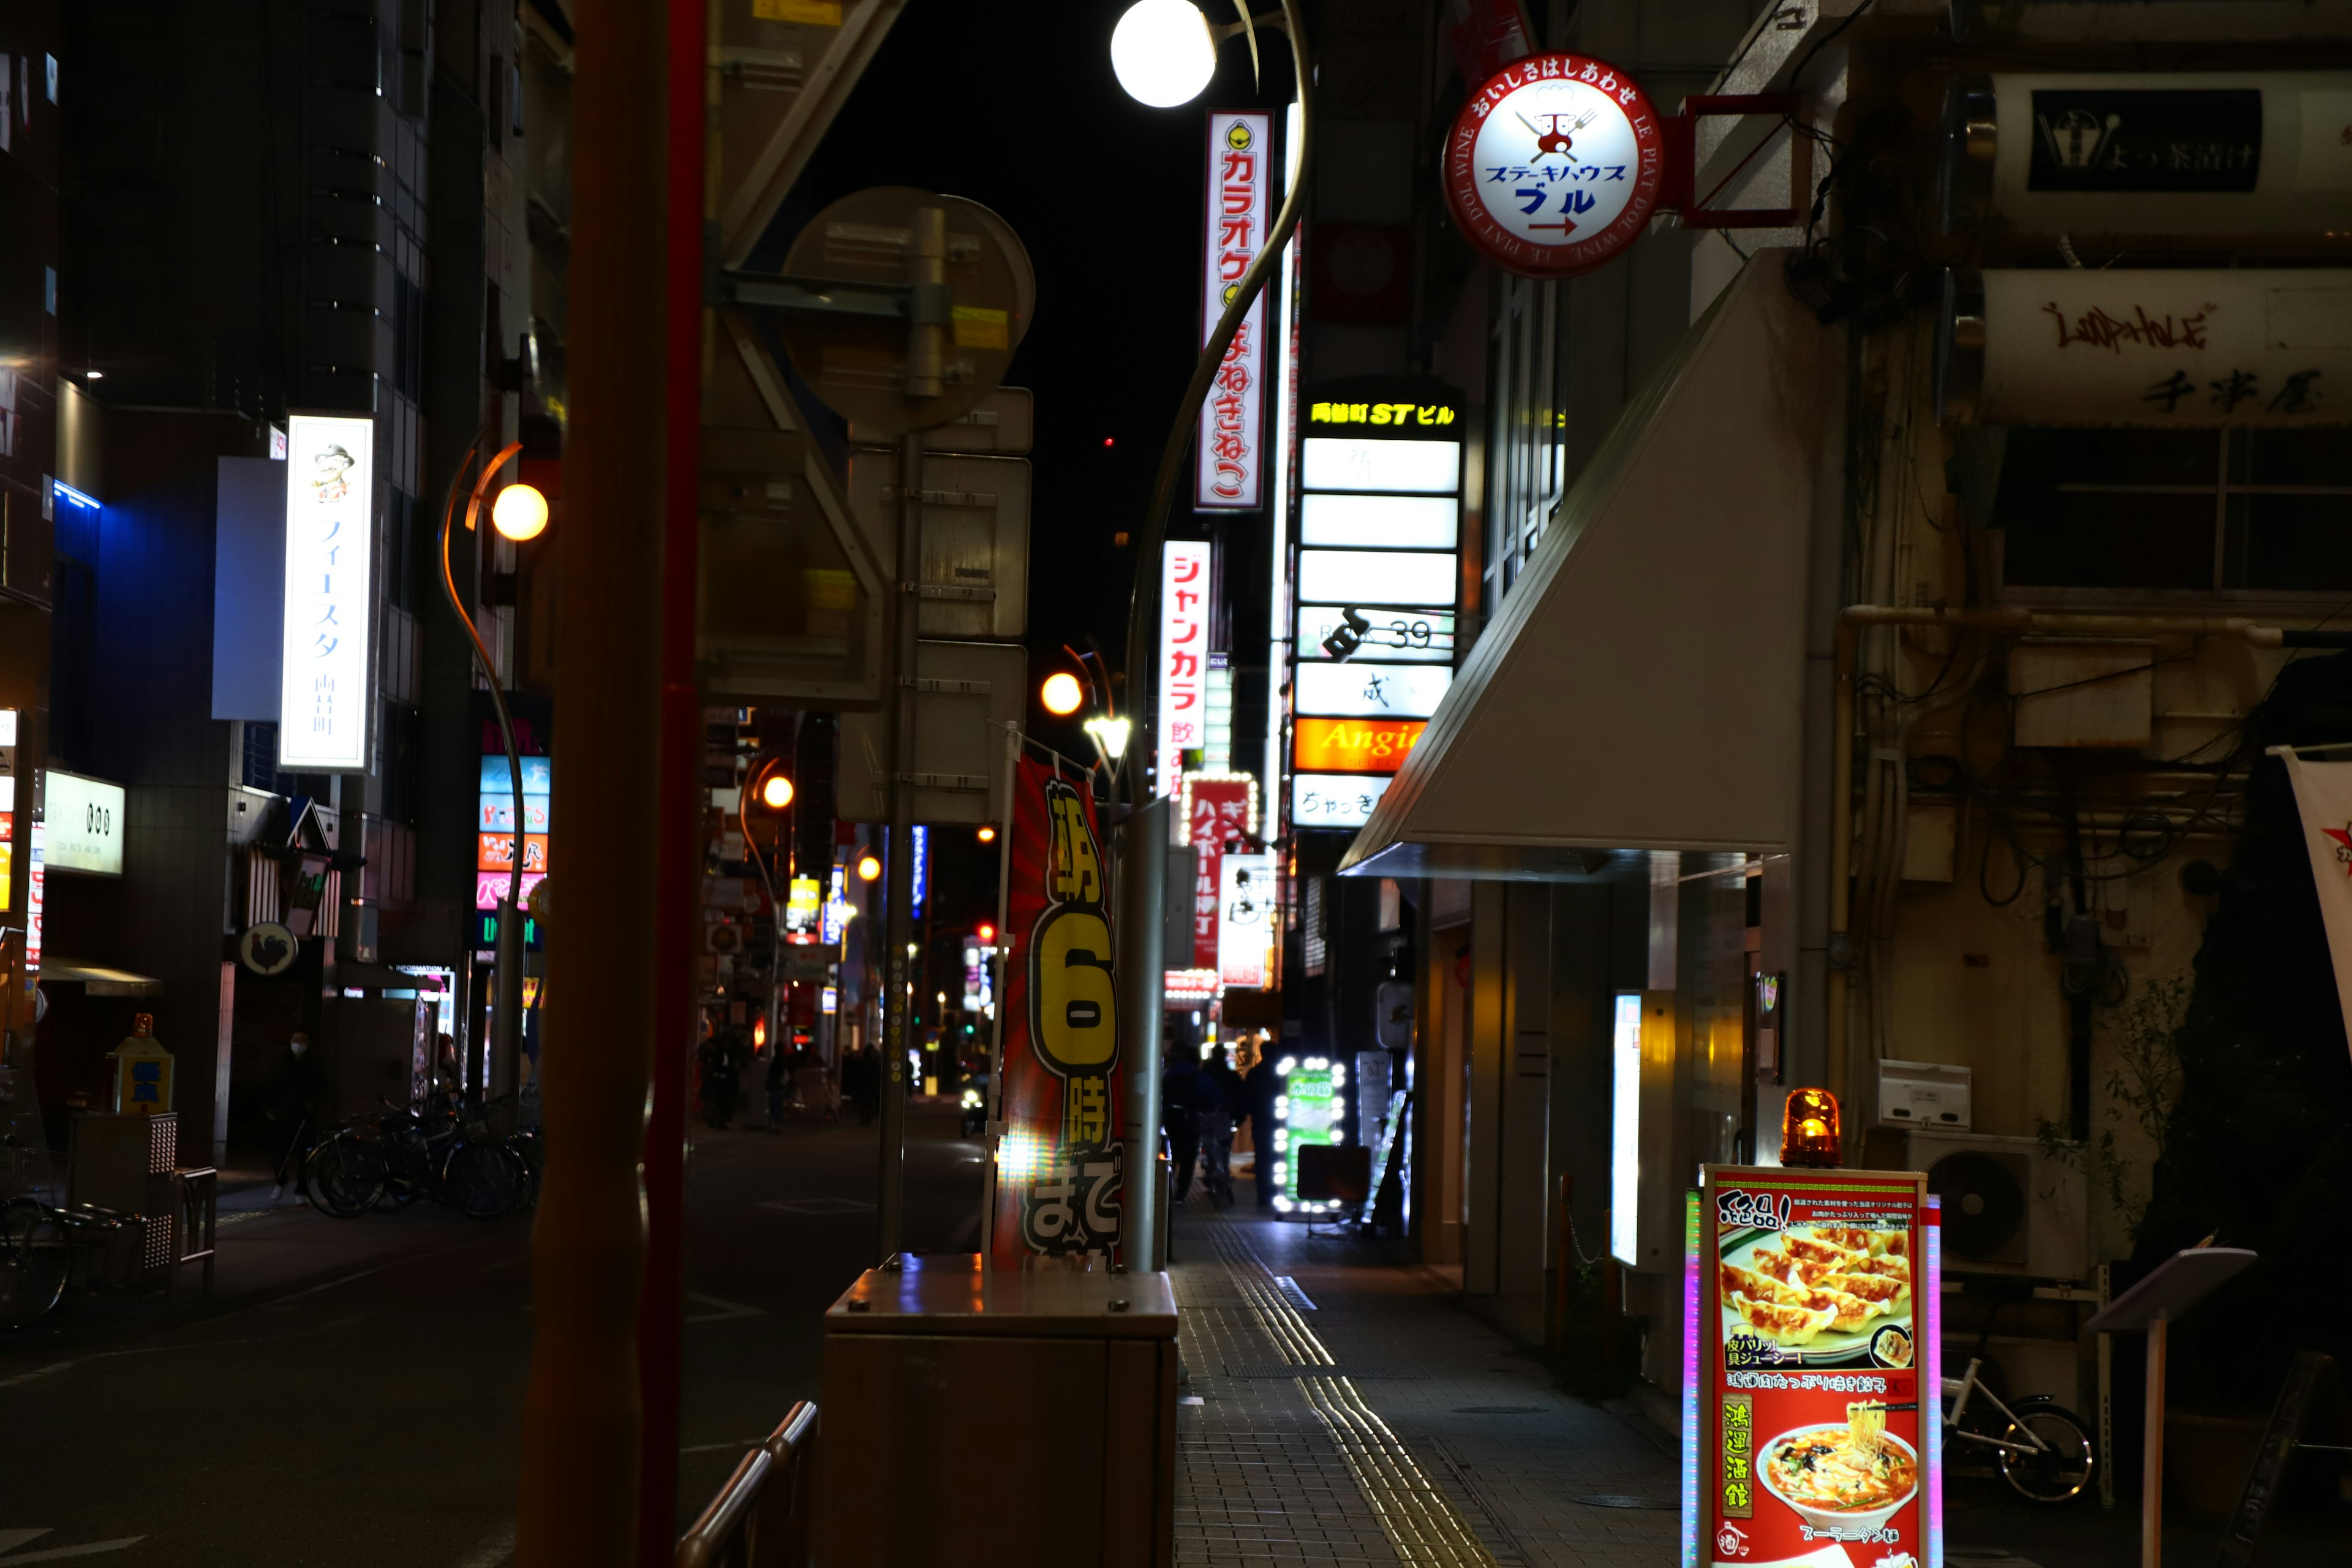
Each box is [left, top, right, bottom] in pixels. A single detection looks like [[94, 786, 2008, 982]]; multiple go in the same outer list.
[[1441, 53, 1665, 279]]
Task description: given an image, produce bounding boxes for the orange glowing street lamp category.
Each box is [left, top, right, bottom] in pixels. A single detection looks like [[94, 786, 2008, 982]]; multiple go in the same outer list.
[[1040, 671, 1085, 716], [856, 853, 883, 883]]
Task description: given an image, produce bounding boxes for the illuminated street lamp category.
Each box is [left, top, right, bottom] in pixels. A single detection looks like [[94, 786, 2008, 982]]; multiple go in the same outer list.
[[743, 758, 796, 1059], [1110, 0, 1218, 107], [1040, 671, 1085, 717], [438, 434, 549, 1093], [856, 853, 883, 884], [761, 772, 796, 811], [1084, 714, 1133, 769]]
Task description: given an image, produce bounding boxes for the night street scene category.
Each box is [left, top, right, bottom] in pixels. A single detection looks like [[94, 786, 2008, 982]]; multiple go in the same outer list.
[[4, 1, 2352, 1565]]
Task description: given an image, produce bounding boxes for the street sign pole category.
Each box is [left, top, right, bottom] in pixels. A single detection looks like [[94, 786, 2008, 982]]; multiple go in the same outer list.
[[878, 426, 925, 1260]]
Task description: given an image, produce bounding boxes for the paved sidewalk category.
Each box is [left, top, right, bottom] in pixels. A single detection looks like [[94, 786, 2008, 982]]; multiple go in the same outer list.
[[1169, 1199, 1679, 1567]]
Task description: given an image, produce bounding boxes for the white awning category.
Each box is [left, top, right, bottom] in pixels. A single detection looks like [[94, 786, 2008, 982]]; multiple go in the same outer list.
[[40, 960, 165, 997], [1340, 254, 1832, 880]]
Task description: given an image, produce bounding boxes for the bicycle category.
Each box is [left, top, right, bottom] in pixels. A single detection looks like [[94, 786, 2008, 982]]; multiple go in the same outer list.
[[1932, 1282, 2097, 1504], [0, 1197, 125, 1330], [305, 1095, 527, 1221]]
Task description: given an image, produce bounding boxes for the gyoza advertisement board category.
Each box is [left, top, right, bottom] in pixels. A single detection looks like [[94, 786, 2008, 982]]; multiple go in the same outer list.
[[1686, 1166, 1940, 1568], [987, 756, 1123, 1266]]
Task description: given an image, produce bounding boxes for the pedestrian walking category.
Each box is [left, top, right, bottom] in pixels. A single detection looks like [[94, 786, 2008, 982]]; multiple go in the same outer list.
[[845, 1042, 881, 1126], [1193, 1053, 1237, 1206], [262, 1031, 325, 1199], [764, 1042, 788, 1131], [1243, 1049, 1282, 1210], [1162, 1054, 1202, 1204]]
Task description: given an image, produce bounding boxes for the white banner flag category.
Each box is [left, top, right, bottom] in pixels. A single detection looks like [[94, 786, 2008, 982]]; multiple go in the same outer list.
[[2280, 748, 2352, 1060]]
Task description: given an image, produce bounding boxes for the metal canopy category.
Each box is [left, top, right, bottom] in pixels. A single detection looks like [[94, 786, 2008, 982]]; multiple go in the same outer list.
[[1338, 255, 1831, 881]]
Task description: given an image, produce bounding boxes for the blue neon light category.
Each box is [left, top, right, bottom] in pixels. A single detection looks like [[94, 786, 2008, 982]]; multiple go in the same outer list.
[[911, 825, 929, 915], [51, 480, 99, 512]]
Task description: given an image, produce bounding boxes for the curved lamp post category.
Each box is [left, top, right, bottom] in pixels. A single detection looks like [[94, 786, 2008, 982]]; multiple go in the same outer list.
[[743, 756, 795, 1064], [1115, 0, 1313, 811], [437, 434, 548, 1093]]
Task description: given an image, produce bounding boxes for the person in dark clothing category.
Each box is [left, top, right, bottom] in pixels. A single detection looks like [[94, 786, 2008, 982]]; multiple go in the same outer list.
[[699, 1028, 747, 1128], [1162, 1057, 1202, 1203], [1192, 1056, 1238, 1205], [1242, 1051, 1283, 1209], [843, 1044, 881, 1126], [764, 1044, 789, 1131], [262, 1032, 326, 1199]]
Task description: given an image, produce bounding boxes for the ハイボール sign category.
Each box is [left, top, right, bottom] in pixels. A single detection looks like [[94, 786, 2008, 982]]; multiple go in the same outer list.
[[1441, 53, 1665, 280]]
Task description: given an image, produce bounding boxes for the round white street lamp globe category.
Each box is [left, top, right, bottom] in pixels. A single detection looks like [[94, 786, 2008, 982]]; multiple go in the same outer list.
[[1111, 0, 1216, 108]]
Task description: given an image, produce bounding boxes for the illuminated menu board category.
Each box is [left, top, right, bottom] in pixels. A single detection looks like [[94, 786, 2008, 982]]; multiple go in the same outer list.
[[1270, 1052, 1348, 1213]]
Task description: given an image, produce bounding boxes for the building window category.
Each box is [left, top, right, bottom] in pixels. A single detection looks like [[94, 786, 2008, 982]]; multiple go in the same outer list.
[[1997, 428, 2352, 595], [1483, 274, 1565, 615], [241, 721, 288, 794]]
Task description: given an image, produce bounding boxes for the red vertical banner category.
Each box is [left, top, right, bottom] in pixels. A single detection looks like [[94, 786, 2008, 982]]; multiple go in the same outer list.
[[989, 758, 1124, 1267], [1182, 774, 1257, 970], [1695, 1166, 1934, 1568]]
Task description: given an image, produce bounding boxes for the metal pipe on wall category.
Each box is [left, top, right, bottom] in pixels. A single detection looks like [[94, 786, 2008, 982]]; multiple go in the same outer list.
[[515, 0, 668, 1558], [1822, 602, 2342, 1130]]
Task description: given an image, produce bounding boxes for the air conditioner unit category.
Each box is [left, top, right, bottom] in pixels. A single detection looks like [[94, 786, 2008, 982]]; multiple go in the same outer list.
[[1905, 1129, 2087, 1282]]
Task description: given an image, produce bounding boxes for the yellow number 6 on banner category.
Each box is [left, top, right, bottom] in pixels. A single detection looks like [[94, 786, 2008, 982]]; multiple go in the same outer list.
[[1032, 907, 1118, 1074]]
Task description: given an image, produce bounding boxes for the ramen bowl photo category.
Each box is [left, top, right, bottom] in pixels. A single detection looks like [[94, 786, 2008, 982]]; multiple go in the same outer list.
[[1758, 1422, 1920, 1538]]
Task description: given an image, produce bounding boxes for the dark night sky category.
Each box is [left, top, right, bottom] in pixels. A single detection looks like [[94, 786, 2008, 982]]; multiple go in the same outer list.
[[791, 0, 1302, 759], [788, 2, 1305, 938]]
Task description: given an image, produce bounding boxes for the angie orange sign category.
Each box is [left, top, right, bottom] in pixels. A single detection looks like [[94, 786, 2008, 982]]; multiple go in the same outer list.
[[1292, 717, 1425, 774]]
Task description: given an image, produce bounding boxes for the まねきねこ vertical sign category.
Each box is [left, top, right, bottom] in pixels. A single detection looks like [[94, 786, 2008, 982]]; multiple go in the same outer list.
[[989, 757, 1123, 1267], [1441, 53, 1664, 281], [1691, 1166, 1938, 1568], [281, 414, 375, 771], [1199, 110, 1271, 509]]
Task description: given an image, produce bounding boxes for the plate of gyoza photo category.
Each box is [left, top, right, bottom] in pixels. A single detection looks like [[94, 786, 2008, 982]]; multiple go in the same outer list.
[[1718, 1223, 1914, 1365]]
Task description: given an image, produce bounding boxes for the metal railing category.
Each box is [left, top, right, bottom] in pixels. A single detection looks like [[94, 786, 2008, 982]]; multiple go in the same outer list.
[[171, 1167, 217, 1299], [676, 1400, 820, 1568]]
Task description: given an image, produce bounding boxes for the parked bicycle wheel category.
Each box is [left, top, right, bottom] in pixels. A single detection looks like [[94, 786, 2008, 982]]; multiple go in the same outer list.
[[1998, 1404, 2095, 1503], [441, 1140, 526, 1219], [0, 1197, 69, 1329], [306, 1133, 387, 1218]]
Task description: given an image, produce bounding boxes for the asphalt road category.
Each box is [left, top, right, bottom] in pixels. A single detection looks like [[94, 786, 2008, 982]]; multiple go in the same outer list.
[[0, 1104, 981, 1567]]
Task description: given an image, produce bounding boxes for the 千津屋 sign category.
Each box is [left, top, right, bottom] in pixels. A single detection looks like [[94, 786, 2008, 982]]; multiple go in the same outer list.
[[1441, 53, 1664, 280], [1199, 111, 1272, 509], [279, 413, 374, 772]]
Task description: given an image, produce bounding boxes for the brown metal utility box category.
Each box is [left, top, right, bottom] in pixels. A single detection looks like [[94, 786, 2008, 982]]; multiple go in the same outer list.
[[816, 1254, 1177, 1568]]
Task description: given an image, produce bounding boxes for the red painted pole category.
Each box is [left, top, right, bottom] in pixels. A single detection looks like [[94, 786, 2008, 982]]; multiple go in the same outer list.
[[637, 0, 705, 1556]]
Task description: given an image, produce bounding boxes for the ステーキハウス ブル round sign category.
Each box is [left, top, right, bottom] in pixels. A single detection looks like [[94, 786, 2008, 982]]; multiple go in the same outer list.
[[1442, 54, 1665, 279]]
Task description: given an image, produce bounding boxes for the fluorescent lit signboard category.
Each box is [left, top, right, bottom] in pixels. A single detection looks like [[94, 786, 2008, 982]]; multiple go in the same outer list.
[[26, 820, 42, 970], [279, 413, 375, 772], [785, 875, 823, 943], [1299, 492, 1460, 549], [1158, 540, 1213, 793], [1216, 851, 1275, 990], [1292, 718, 1423, 774], [1306, 398, 1460, 431], [1610, 993, 1642, 1264], [1182, 774, 1257, 970], [1291, 773, 1393, 831], [42, 770, 125, 876], [476, 753, 551, 925], [822, 864, 851, 946], [1271, 1054, 1345, 1212], [1691, 1164, 1939, 1568], [1297, 606, 1455, 663], [1197, 110, 1271, 509], [821, 984, 839, 1016], [1300, 437, 1461, 494], [1293, 663, 1453, 721], [911, 825, 929, 915], [1296, 550, 1458, 608]]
